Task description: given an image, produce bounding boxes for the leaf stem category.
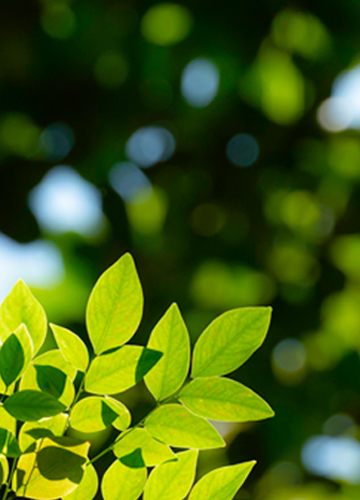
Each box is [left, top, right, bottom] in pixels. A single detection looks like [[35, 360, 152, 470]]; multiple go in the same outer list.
[[1, 458, 17, 500]]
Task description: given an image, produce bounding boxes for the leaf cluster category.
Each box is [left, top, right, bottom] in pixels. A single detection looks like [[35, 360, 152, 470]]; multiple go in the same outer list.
[[0, 253, 274, 500]]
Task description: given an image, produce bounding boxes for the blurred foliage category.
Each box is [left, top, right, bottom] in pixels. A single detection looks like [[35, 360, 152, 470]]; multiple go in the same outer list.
[[2, 0, 360, 498]]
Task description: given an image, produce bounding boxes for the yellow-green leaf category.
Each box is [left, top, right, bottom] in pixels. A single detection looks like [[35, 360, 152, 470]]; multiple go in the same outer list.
[[0, 324, 33, 387], [32, 349, 77, 381], [85, 346, 162, 395], [86, 254, 143, 355], [50, 324, 89, 372], [145, 303, 190, 401], [70, 396, 130, 432], [0, 404, 16, 434], [101, 459, 147, 500], [145, 404, 225, 449], [0, 453, 8, 486], [113, 428, 175, 466], [188, 461, 256, 500], [4, 390, 66, 422], [19, 413, 68, 452], [13, 436, 90, 500], [0, 429, 21, 457], [191, 307, 272, 378], [179, 377, 274, 422], [63, 463, 98, 500], [144, 449, 198, 500], [0, 280, 47, 355]]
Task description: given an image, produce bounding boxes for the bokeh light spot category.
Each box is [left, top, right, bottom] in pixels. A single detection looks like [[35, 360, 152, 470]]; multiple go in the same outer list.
[[189, 203, 226, 237], [38, 123, 74, 161], [317, 97, 352, 132], [109, 162, 153, 205], [94, 51, 129, 89], [323, 414, 356, 437], [125, 126, 176, 168], [41, 4, 76, 39], [181, 58, 220, 108], [0, 113, 41, 158], [226, 133, 259, 167], [28, 166, 104, 237], [331, 64, 360, 129], [273, 338, 306, 372], [125, 187, 168, 235], [141, 3, 193, 46]]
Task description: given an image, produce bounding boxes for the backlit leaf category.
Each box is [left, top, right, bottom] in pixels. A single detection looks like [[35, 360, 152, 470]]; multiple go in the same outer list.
[[63, 463, 98, 500], [188, 461, 256, 500], [0, 280, 47, 355], [13, 436, 90, 500], [0, 404, 16, 434], [86, 254, 143, 355], [85, 346, 162, 395], [0, 429, 21, 457], [191, 307, 272, 378], [113, 428, 175, 466], [144, 449, 198, 500], [101, 459, 147, 500], [145, 404, 225, 449], [70, 396, 130, 432], [50, 323, 89, 372], [0, 324, 33, 387], [32, 349, 77, 381], [4, 390, 66, 421], [0, 454, 8, 486], [19, 413, 68, 452], [145, 303, 190, 401], [179, 377, 274, 421]]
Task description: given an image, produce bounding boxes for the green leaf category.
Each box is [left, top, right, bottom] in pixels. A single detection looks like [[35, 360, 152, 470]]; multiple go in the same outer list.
[[179, 377, 274, 422], [0, 453, 8, 486], [188, 461, 256, 500], [19, 413, 68, 452], [0, 280, 47, 355], [4, 390, 66, 422], [20, 364, 75, 408], [144, 449, 198, 500], [113, 428, 176, 467], [191, 307, 272, 378], [50, 323, 89, 372], [31, 349, 77, 381], [0, 404, 16, 434], [13, 436, 90, 500], [0, 429, 21, 457], [86, 254, 144, 355], [101, 459, 147, 500], [70, 396, 131, 433], [63, 463, 98, 500], [145, 303, 190, 401], [0, 378, 14, 397], [85, 346, 162, 395], [145, 404, 225, 449], [0, 324, 33, 387]]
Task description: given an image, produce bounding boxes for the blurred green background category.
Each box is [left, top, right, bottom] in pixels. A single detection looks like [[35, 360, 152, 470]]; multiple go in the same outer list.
[[2, 0, 360, 498]]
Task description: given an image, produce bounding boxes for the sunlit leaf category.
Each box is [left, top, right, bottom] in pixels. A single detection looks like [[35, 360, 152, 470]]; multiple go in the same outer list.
[[144, 449, 198, 500], [0, 324, 33, 387], [0, 454, 8, 486], [145, 303, 190, 401], [0, 405, 16, 435], [85, 346, 162, 395], [86, 254, 143, 355], [13, 436, 90, 500], [113, 428, 175, 466], [145, 404, 225, 449], [0, 280, 47, 355], [32, 349, 77, 381], [101, 459, 147, 500], [4, 390, 66, 421], [188, 461, 256, 500], [63, 463, 98, 500], [70, 396, 130, 432], [0, 429, 21, 457], [0, 378, 14, 397], [179, 377, 274, 421], [191, 307, 272, 378], [19, 413, 68, 452], [50, 323, 89, 372]]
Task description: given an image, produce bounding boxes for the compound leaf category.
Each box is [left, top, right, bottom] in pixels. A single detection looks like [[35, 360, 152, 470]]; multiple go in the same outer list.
[[0, 324, 33, 387], [19, 413, 68, 452], [86, 254, 143, 355], [70, 396, 130, 433], [179, 377, 274, 422], [0, 453, 8, 486], [0, 280, 47, 355], [145, 303, 190, 401], [191, 307, 272, 378], [50, 324, 89, 372], [145, 404, 225, 449], [101, 459, 147, 500], [63, 463, 98, 500], [4, 390, 66, 422], [188, 461, 256, 500], [113, 428, 175, 467], [85, 346, 162, 395], [13, 436, 90, 500], [144, 449, 198, 500]]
